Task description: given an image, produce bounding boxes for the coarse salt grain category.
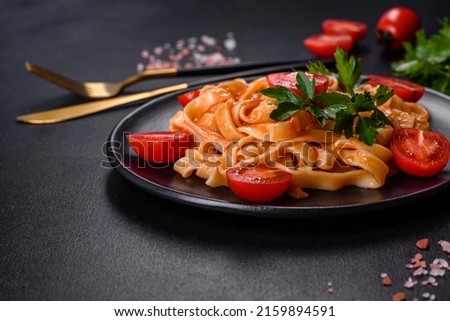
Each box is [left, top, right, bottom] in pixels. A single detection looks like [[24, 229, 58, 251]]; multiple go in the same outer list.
[[414, 253, 423, 261], [438, 240, 450, 253], [382, 238, 450, 300], [425, 276, 438, 286], [430, 268, 445, 277], [416, 238, 429, 250], [436, 258, 448, 268], [403, 277, 418, 289], [413, 267, 426, 276], [138, 33, 240, 71], [392, 291, 406, 301], [327, 282, 333, 294], [412, 260, 426, 268]]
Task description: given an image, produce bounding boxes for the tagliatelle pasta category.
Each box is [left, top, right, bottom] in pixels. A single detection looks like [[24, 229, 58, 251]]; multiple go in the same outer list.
[[168, 75, 429, 199]]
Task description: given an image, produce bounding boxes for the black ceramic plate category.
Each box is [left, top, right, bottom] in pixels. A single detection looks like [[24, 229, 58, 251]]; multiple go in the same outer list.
[[107, 82, 450, 218]]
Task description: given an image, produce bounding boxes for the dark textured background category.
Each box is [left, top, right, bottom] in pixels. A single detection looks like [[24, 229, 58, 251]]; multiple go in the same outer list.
[[1, 0, 449, 300]]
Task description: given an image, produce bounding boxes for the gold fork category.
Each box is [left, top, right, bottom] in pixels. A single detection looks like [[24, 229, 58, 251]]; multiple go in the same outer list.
[[25, 59, 306, 99], [25, 62, 178, 99], [18, 59, 329, 124]]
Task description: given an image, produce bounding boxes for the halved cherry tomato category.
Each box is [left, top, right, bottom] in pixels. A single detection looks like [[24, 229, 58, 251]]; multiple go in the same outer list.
[[266, 71, 329, 97], [366, 74, 425, 102], [226, 165, 292, 203], [322, 19, 368, 43], [127, 131, 193, 164], [177, 89, 200, 107], [391, 128, 449, 177], [376, 7, 421, 50], [303, 34, 353, 58]]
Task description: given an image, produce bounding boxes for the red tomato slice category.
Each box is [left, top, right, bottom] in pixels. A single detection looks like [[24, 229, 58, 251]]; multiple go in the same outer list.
[[391, 128, 449, 177], [376, 7, 421, 50], [266, 71, 329, 97], [127, 131, 193, 164], [226, 165, 292, 203], [177, 89, 200, 107], [322, 19, 368, 43], [303, 34, 354, 58], [366, 74, 425, 102]]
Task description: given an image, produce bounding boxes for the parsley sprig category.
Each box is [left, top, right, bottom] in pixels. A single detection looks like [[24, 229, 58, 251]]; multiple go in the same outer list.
[[260, 48, 393, 146], [392, 18, 450, 96]]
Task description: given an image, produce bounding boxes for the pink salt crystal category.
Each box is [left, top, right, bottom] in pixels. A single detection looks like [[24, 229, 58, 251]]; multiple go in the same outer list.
[[425, 276, 439, 286], [438, 240, 450, 253], [415, 253, 423, 260], [416, 238, 429, 250], [413, 267, 425, 276], [176, 39, 185, 49], [327, 282, 333, 294], [392, 291, 406, 301], [437, 258, 448, 268], [404, 277, 417, 289], [201, 35, 216, 46], [154, 46, 164, 55], [382, 276, 392, 286], [430, 269, 445, 277]]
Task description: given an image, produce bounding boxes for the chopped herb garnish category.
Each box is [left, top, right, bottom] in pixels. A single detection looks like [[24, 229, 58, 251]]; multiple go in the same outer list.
[[260, 48, 393, 146]]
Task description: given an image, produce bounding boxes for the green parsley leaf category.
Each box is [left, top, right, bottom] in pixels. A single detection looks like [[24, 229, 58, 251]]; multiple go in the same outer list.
[[296, 72, 315, 100], [269, 102, 303, 121], [371, 108, 391, 127], [314, 92, 352, 105], [351, 92, 377, 112], [392, 18, 450, 96], [306, 61, 332, 75], [323, 104, 348, 119], [372, 85, 395, 106], [334, 111, 355, 139], [306, 104, 327, 126], [260, 85, 304, 106], [262, 49, 393, 146], [355, 117, 380, 145], [334, 48, 362, 95]]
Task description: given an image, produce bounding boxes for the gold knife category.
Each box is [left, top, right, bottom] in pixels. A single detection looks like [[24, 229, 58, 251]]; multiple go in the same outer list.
[[16, 83, 188, 124]]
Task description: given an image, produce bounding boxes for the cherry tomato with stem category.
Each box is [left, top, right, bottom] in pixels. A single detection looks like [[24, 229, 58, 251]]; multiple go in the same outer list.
[[376, 7, 421, 50], [366, 74, 425, 102], [390, 128, 449, 177], [127, 131, 193, 164], [267, 71, 329, 97], [322, 19, 368, 43], [226, 165, 292, 203], [303, 34, 354, 58]]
